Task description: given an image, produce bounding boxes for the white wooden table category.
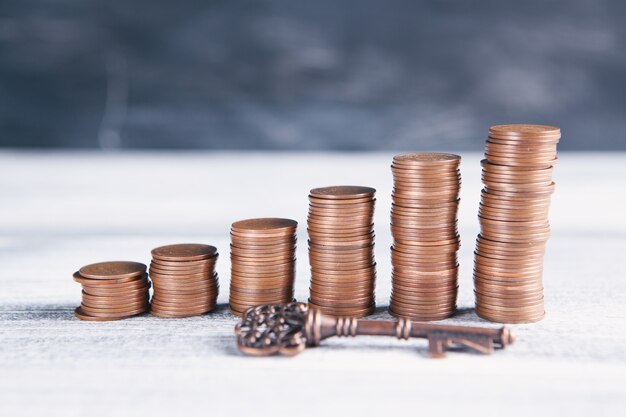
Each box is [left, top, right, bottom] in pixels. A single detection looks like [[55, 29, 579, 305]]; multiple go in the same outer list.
[[1, 151, 625, 417]]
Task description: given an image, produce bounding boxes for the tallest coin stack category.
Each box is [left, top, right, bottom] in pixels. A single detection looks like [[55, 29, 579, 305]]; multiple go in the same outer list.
[[474, 124, 560, 323]]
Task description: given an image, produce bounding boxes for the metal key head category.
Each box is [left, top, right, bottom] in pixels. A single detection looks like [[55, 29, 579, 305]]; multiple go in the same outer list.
[[235, 302, 309, 356]]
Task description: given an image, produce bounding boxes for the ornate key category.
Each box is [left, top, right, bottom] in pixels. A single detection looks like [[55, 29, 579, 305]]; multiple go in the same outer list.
[[235, 302, 515, 358]]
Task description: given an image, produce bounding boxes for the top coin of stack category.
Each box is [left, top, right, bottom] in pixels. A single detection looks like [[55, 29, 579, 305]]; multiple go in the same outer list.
[[389, 153, 461, 321], [149, 244, 219, 318], [73, 261, 150, 321], [307, 186, 377, 317], [229, 218, 298, 316], [474, 124, 560, 323]]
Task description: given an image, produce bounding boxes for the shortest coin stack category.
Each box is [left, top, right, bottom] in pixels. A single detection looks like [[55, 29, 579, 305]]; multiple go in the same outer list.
[[149, 244, 219, 318], [73, 261, 150, 321], [230, 218, 298, 316]]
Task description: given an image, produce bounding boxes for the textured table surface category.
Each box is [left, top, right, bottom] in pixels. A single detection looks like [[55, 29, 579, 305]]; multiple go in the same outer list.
[[1, 151, 625, 417]]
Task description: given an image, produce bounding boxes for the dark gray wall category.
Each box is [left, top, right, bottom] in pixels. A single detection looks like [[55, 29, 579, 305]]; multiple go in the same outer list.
[[1, 0, 624, 150]]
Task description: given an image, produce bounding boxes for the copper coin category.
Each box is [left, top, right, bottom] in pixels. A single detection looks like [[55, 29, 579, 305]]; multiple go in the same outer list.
[[149, 263, 214, 274], [308, 297, 375, 310], [310, 186, 376, 200], [79, 276, 150, 290], [74, 307, 143, 321], [388, 306, 455, 321], [150, 257, 217, 268], [81, 291, 149, 304], [151, 244, 217, 262], [475, 307, 545, 324], [231, 217, 297, 233], [308, 196, 375, 206], [79, 261, 146, 280], [229, 285, 293, 295], [78, 304, 149, 318], [392, 152, 460, 165]]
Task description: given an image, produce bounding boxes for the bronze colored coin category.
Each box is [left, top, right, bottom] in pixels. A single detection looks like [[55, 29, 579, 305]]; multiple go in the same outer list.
[[393, 153, 460, 165], [486, 139, 557, 151], [79, 261, 146, 280], [393, 236, 460, 247], [307, 303, 376, 318], [388, 306, 455, 321], [229, 233, 297, 245], [78, 304, 149, 318], [230, 285, 293, 295], [475, 294, 544, 308], [153, 288, 218, 298], [488, 124, 560, 136], [307, 214, 373, 226], [308, 196, 375, 207], [310, 260, 375, 272], [80, 298, 149, 313], [150, 257, 217, 268], [149, 262, 214, 274], [230, 271, 295, 282], [229, 298, 293, 314], [474, 264, 543, 277], [73, 271, 142, 285], [476, 301, 545, 316], [308, 296, 375, 309], [310, 280, 375, 291], [230, 269, 295, 280], [309, 199, 375, 209], [392, 197, 459, 207], [310, 186, 376, 200], [308, 295, 374, 309], [230, 247, 295, 257], [392, 200, 459, 210], [309, 254, 374, 264], [81, 291, 149, 304], [392, 288, 458, 301], [74, 307, 141, 321], [79, 277, 150, 291], [81, 285, 150, 299], [230, 292, 294, 304], [151, 244, 217, 262], [475, 310, 545, 324], [231, 218, 297, 233], [230, 253, 295, 264], [310, 276, 375, 288], [229, 280, 294, 291], [392, 241, 459, 253], [150, 269, 212, 279], [150, 306, 213, 318], [307, 226, 374, 237], [309, 282, 374, 294], [153, 281, 217, 293]]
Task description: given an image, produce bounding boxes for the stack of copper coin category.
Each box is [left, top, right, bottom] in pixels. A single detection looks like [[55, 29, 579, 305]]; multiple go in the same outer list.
[[389, 153, 461, 321], [307, 186, 377, 317], [229, 218, 298, 316], [149, 244, 219, 318], [474, 124, 560, 323], [73, 261, 150, 321]]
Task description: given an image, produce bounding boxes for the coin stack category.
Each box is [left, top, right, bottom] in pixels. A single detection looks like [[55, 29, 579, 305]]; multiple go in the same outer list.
[[73, 261, 150, 321], [474, 124, 560, 323], [389, 154, 461, 321], [307, 186, 377, 317], [149, 244, 219, 318], [229, 218, 298, 316]]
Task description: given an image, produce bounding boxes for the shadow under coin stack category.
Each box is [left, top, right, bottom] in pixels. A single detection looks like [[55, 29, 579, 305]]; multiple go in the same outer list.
[[73, 261, 150, 321], [229, 218, 298, 316], [307, 186, 377, 317], [474, 124, 560, 323], [389, 153, 461, 321], [149, 244, 219, 318]]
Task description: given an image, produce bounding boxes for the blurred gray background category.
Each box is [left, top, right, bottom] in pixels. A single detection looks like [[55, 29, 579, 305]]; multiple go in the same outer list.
[[0, 0, 624, 150]]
